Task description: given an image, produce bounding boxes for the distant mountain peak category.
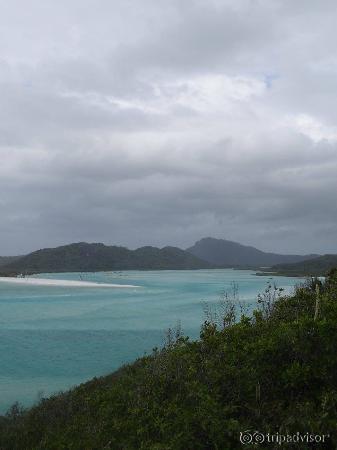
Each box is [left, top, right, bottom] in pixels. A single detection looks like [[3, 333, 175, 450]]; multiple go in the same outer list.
[[187, 237, 319, 268]]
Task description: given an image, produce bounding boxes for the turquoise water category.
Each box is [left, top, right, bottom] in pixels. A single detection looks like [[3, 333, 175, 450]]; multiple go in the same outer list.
[[0, 269, 302, 413]]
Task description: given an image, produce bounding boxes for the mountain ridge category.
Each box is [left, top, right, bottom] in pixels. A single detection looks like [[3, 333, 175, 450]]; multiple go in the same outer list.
[[0, 238, 322, 275], [187, 237, 319, 267], [0, 242, 212, 274]]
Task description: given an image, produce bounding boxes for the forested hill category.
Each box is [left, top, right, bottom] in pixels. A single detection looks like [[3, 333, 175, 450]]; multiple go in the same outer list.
[[270, 254, 337, 277], [187, 237, 318, 267], [0, 242, 211, 274], [1, 271, 337, 448], [0, 256, 21, 267]]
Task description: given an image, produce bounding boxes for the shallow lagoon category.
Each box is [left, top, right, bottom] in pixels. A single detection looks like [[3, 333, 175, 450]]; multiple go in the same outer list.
[[0, 269, 302, 413]]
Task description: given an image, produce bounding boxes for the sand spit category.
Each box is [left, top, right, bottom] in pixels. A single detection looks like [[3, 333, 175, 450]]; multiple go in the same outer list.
[[0, 277, 139, 288]]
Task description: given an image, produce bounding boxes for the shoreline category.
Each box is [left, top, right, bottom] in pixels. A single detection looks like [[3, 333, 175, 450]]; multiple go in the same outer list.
[[0, 277, 139, 288]]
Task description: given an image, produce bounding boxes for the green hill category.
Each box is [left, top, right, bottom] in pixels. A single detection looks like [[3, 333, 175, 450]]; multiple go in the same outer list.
[[0, 256, 22, 267], [187, 237, 318, 267], [0, 242, 211, 275], [270, 254, 337, 277], [1, 271, 337, 449]]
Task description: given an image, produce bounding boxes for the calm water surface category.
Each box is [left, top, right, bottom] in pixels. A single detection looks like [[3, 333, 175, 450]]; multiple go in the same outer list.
[[0, 269, 302, 413]]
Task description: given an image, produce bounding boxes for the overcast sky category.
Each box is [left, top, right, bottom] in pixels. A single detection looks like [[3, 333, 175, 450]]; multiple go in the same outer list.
[[1, 0, 337, 255]]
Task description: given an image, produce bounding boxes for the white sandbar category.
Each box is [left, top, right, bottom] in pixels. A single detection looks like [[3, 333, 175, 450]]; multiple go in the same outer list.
[[0, 277, 139, 288]]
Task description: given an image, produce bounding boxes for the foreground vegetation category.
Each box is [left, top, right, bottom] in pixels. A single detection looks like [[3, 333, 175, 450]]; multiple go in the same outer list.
[[1, 271, 337, 449]]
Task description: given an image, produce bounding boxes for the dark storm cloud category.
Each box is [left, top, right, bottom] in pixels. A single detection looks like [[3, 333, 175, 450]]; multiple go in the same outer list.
[[0, 0, 337, 255]]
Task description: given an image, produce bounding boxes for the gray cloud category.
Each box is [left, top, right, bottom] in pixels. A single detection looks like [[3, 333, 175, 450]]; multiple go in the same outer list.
[[0, 0, 337, 255]]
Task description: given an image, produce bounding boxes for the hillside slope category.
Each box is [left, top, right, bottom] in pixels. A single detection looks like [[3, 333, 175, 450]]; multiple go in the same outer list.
[[271, 254, 337, 276], [0, 256, 22, 267], [0, 242, 211, 274], [187, 237, 318, 267], [1, 271, 337, 449]]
